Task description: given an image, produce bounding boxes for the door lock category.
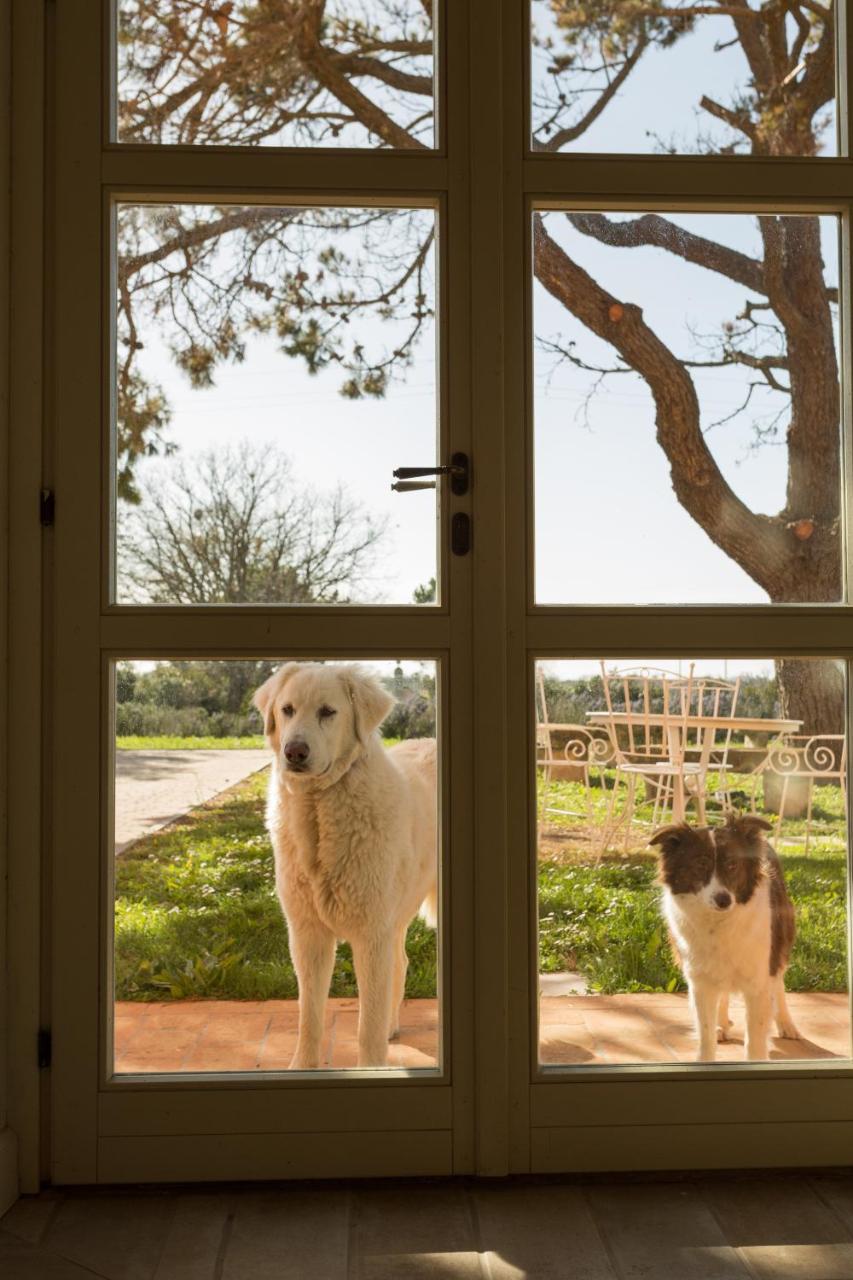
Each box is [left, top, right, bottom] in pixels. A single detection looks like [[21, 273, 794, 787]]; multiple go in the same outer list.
[[392, 452, 470, 496]]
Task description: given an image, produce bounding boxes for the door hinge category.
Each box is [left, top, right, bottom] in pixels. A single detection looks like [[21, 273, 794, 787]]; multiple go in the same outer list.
[[40, 488, 55, 527], [37, 1028, 52, 1069]]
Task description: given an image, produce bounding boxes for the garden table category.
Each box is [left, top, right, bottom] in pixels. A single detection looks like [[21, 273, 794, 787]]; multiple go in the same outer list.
[[585, 711, 802, 823]]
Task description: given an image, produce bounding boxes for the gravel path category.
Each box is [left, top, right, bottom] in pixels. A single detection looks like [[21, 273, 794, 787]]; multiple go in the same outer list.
[[115, 749, 270, 854]]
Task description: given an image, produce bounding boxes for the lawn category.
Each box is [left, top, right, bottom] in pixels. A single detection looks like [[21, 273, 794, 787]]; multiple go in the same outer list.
[[115, 769, 436, 1001], [115, 762, 847, 1002], [117, 735, 267, 750], [538, 771, 848, 994]]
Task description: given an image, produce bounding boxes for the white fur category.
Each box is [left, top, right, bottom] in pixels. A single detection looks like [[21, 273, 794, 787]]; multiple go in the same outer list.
[[663, 882, 798, 1062], [254, 663, 437, 1069]]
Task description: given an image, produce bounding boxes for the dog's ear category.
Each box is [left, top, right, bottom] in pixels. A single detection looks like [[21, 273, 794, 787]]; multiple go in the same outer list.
[[649, 823, 693, 851], [341, 666, 395, 745], [252, 664, 299, 739], [725, 812, 772, 843]]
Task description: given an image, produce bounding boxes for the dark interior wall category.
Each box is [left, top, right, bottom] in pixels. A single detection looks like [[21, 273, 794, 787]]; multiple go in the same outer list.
[[0, 0, 13, 1213]]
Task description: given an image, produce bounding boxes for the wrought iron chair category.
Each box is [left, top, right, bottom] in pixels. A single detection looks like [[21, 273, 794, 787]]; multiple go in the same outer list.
[[596, 662, 703, 848], [755, 734, 847, 854], [536, 668, 614, 856]]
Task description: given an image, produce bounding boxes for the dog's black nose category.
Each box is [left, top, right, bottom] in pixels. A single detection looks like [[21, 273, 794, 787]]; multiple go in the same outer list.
[[713, 890, 732, 909], [284, 738, 310, 765]]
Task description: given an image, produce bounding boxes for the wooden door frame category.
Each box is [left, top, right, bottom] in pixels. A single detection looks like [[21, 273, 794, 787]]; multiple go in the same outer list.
[[11, 0, 853, 1189]]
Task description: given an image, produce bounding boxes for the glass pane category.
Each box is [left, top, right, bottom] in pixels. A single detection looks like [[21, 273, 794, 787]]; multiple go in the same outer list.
[[115, 1, 435, 149], [531, 0, 837, 157], [533, 210, 841, 605], [536, 657, 851, 1067], [113, 658, 440, 1073], [114, 202, 438, 606]]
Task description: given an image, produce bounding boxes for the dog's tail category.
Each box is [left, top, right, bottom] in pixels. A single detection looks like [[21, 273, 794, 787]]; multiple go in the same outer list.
[[419, 887, 438, 930]]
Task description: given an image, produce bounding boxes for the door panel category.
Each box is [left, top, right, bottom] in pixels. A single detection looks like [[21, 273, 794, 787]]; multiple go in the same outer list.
[[51, 0, 474, 1182]]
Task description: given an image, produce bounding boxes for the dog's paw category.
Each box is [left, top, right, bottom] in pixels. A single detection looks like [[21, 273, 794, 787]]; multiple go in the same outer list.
[[388, 1026, 400, 1042], [776, 1021, 801, 1041], [716, 1022, 734, 1043], [289, 1054, 320, 1070]]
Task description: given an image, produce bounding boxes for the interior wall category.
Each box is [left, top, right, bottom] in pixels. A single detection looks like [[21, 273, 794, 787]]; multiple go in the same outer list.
[[0, 0, 16, 1216]]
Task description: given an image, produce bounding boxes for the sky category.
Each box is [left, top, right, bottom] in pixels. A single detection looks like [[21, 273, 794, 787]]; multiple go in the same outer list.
[[114, 4, 841, 610]]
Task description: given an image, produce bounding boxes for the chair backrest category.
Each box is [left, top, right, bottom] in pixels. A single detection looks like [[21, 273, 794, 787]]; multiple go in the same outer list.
[[766, 734, 847, 784], [598, 662, 695, 765], [681, 675, 741, 762]]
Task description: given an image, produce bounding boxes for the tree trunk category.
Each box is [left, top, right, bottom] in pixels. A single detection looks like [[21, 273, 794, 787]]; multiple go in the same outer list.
[[775, 657, 844, 736]]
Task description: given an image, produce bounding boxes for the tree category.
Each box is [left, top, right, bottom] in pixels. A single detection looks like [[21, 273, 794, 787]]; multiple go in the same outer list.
[[412, 576, 436, 604], [119, 442, 387, 603], [115, 0, 841, 730]]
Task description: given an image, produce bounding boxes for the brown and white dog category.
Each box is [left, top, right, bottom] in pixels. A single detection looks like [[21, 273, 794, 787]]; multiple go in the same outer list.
[[650, 814, 800, 1062]]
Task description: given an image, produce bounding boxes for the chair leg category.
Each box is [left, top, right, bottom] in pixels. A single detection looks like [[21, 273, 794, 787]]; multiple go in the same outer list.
[[804, 778, 813, 856], [623, 774, 637, 852], [776, 776, 787, 848]]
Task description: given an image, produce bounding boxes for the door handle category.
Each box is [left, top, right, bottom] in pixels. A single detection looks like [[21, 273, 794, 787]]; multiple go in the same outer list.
[[392, 452, 470, 496]]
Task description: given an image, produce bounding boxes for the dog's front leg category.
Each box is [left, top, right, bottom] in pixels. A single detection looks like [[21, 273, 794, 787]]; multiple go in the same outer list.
[[351, 934, 395, 1067], [287, 913, 337, 1070], [744, 986, 772, 1062], [691, 981, 720, 1061]]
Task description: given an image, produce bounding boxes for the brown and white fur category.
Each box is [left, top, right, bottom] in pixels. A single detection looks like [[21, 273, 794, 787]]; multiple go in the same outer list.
[[253, 663, 437, 1069], [650, 814, 800, 1062]]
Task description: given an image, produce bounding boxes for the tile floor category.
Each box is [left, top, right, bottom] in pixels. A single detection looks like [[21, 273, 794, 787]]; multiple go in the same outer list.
[[6, 1174, 853, 1278], [113, 993, 849, 1073]]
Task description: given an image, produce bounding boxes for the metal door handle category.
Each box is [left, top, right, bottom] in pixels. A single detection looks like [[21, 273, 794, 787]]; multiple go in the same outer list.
[[392, 452, 470, 496], [391, 480, 436, 492]]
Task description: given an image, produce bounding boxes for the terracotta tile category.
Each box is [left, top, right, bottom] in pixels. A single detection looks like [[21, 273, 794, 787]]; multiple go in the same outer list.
[[141, 1004, 213, 1030], [182, 1043, 263, 1072], [540, 1032, 599, 1065], [106, 993, 849, 1071], [256, 1031, 298, 1070], [114, 1002, 151, 1018], [203, 1000, 273, 1018], [266, 1007, 300, 1031]]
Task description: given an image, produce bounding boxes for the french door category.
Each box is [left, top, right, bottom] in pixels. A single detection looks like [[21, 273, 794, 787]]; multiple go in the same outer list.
[[36, 0, 853, 1183]]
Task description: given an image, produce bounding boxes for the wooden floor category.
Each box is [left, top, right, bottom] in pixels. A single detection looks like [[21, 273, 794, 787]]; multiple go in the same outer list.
[[7, 1173, 853, 1278], [114, 993, 850, 1072]]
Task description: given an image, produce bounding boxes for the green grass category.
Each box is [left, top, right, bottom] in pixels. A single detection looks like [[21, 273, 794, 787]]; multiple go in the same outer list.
[[538, 771, 848, 994], [115, 770, 437, 1001], [115, 760, 848, 1002], [117, 735, 267, 750]]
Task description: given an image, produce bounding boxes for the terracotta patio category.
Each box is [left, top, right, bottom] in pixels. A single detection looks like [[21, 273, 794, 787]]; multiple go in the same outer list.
[[114, 992, 850, 1072]]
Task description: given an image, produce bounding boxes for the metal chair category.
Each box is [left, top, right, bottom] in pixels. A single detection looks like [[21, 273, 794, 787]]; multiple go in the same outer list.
[[756, 734, 847, 854], [679, 673, 742, 812], [597, 662, 703, 848], [536, 668, 614, 855]]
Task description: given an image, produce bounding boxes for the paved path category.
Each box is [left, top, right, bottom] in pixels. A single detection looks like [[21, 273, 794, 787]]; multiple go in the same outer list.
[[115, 749, 270, 854]]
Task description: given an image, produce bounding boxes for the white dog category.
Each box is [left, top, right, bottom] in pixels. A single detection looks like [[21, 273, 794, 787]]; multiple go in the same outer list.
[[253, 663, 437, 1068]]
